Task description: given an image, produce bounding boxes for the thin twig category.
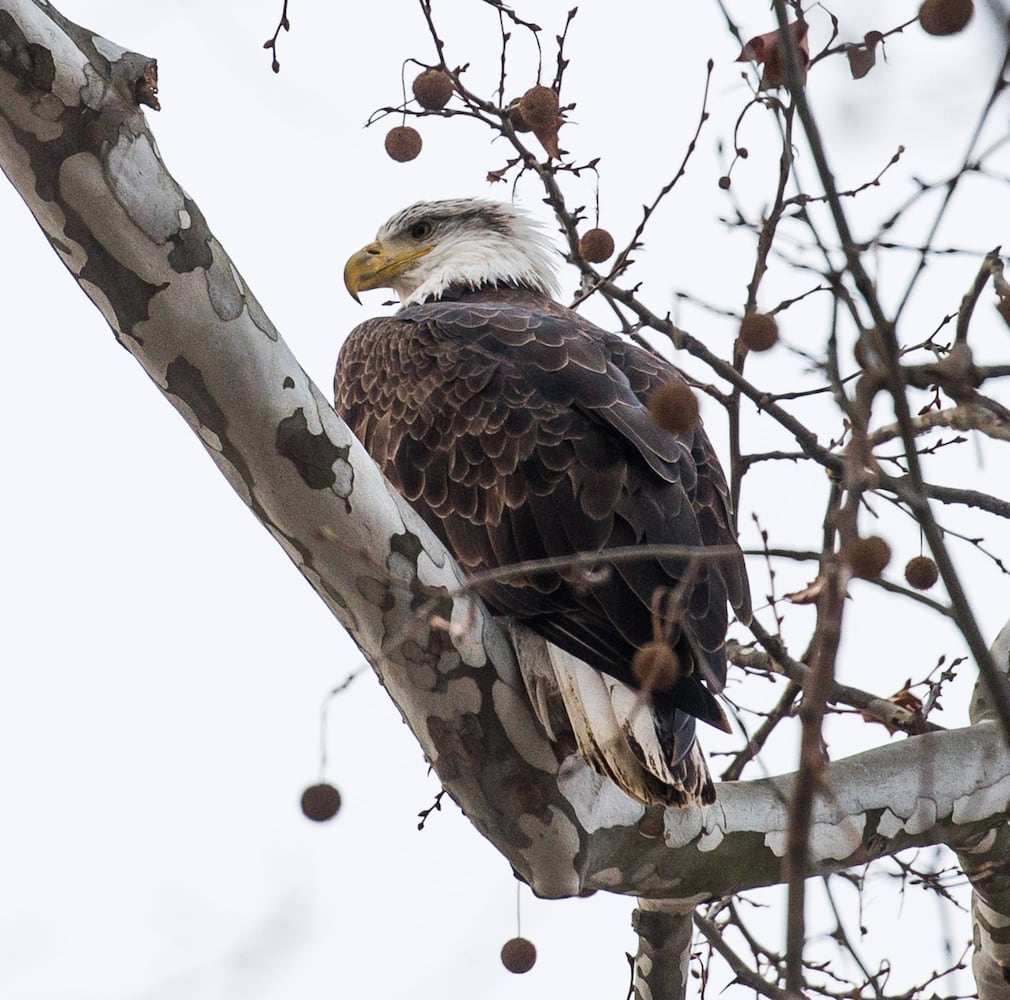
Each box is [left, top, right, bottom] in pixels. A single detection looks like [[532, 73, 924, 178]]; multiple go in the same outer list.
[[262, 0, 290, 73]]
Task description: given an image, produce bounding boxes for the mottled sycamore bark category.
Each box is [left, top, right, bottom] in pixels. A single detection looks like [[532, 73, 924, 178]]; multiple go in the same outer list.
[[2, 3, 1008, 997], [631, 901, 694, 1000], [961, 623, 1010, 1000]]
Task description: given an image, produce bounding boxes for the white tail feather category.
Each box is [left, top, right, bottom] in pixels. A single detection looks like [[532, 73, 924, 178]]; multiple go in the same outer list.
[[509, 623, 714, 807]]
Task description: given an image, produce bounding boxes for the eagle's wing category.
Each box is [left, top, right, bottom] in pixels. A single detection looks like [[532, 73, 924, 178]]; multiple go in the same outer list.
[[335, 299, 748, 804]]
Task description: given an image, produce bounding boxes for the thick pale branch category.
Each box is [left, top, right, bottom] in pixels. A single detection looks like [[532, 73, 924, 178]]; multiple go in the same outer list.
[[960, 621, 1010, 999], [870, 404, 1010, 448]]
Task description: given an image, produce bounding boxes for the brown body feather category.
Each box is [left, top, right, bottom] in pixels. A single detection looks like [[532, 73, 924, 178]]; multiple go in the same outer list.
[[335, 286, 749, 805]]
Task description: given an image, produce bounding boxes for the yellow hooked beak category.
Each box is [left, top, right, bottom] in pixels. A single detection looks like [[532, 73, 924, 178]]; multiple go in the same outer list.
[[343, 239, 434, 303]]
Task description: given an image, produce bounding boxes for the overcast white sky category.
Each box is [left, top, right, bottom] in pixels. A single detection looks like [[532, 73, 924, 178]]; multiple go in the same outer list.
[[2, 2, 1009, 998]]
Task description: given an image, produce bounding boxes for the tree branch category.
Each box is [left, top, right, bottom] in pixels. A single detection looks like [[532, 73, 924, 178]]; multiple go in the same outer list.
[[631, 900, 694, 1000], [958, 621, 1010, 999]]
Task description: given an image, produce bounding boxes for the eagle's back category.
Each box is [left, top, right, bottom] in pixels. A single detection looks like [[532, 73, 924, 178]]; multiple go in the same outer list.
[[335, 288, 748, 805]]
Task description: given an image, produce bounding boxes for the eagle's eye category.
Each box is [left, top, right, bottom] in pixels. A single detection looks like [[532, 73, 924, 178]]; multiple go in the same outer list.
[[409, 220, 433, 240]]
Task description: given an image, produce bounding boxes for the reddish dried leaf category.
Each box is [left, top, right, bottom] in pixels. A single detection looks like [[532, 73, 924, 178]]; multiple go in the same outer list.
[[784, 576, 826, 604], [737, 21, 810, 90], [892, 688, 925, 714], [533, 118, 563, 159], [860, 684, 925, 734]]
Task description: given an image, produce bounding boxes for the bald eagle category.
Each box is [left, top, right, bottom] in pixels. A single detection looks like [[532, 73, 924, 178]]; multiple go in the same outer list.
[[336, 198, 749, 806]]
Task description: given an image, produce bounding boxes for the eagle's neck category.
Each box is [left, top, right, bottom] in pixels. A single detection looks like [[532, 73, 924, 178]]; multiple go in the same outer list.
[[398, 223, 561, 305], [433, 281, 559, 306]]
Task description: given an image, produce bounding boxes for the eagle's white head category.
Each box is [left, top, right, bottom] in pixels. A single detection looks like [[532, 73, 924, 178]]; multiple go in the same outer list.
[[343, 198, 561, 305]]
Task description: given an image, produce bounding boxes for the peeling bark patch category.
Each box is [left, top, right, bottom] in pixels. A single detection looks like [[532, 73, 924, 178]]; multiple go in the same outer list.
[[356, 574, 395, 612], [276, 408, 346, 489], [204, 255, 243, 321], [80, 102, 123, 155], [954, 773, 1010, 824], [162, 357, 258, 513], [428, 713, 488, 780], [633, 907, 684, 951], [245, 288, 279, 341], [765, 816, 864, 862], [76, 233, 166, 342], [401, 638, 434, 665], [106, 133, 183, 243], [493, 680, 559, 775], [500, 766, 551, 816], [315, 574, 349, 612], [390, 530, 424, 567], [558, 755, 644, 830], [167, 197, 212, 271], [83, 118, 103, 154], [2, 102, 166, 342], [389, 529, 443, 613], [91, 36, 127, 64], [165, 356, 227, 437], [25, 43, 54, 91], [0, 14, 54, 91]]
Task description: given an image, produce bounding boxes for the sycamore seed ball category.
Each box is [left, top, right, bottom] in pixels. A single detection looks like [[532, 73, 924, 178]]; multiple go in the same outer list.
[[842, 536, 892, 580], [648, 379, 699, 435], [384, 126, 422, 162], [412, 68, 453, 110], [919, 0, 974, 35], [578, 228, 615, 263], [905, 555, 940, 590], [739, 312, 779, 352], [300, 782, 342, 822], [632, 641, 681, 691], [508, 103, 533, 133], [501, 937, 537, 974], [518, 85, 560, 130]]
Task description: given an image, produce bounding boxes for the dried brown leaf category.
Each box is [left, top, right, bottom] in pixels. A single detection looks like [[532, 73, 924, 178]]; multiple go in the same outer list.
[[846, 43, 876, 80], [784, 576, 826, 604], [533, 118, 563, 159], [860, 684, 925, 734], [737, 21, 810, 90]]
